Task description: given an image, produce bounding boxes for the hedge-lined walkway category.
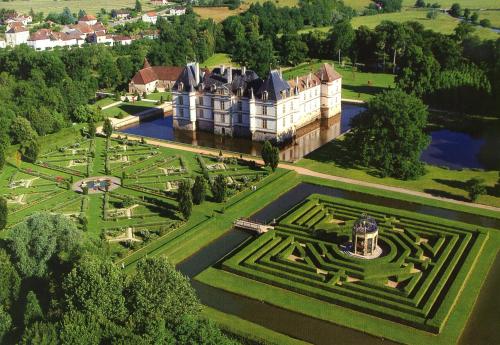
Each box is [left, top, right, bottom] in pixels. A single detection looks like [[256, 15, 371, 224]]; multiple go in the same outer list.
[[101, 131, 500, 214]]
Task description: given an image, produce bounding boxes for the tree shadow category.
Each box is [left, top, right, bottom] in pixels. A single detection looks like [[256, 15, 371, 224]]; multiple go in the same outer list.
[[342, 84, 390, 97], [118, 104, 157, 116], [304, 139, 357, 169], [433, 178, 467, 190], [486, 186, 500, 198], [423, 188, 469, 202]]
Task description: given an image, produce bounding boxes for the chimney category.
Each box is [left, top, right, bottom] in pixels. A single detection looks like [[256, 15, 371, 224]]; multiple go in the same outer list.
[[227, 66, 232, 84], [220, 64, 225, 75], [242, 66, 246, 75], [194, 62, 200, 84]]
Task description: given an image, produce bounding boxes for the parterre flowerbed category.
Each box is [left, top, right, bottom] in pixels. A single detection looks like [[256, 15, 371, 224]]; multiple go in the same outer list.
[[222, 194, 489, 333]]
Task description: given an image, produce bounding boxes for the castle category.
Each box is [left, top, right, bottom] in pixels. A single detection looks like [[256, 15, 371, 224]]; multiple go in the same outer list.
[[172, 62, 342, 142]]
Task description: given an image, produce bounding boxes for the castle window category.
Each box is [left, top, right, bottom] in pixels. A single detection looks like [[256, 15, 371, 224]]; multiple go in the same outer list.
[[179, 108, 184, 117], [282, 104, 286, 114], [262, 119, 268, 129], [221, 114, 225, 123], [199, 97, 204, 106], [282, 117, 286, 127], [263, 106, 267, 116], [211, 98, 214, 108], [179, 97, 183, 105], [238, 101, 242, 111], [238, 113, 242, 123]]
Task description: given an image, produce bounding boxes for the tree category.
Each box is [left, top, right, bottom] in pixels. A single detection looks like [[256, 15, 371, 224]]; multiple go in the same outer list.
[[59, 311, 101, 345], [174, 315, 238, 345], [0, 306, 12, 344], [327, 20, 355, 63], [465, 178, 486, 202], [211, 175, 227, 203], [88, 122, 96, 138], [345, 90, 430, 180], [0, 197, 7, 230], [63, 257, 127, 325], [415, 0, 425, 7], [103, 118, 113, 138], [8, 213, 82, 278], [278, 34, 308, 66], [192, 176, 207, 205], [454, 22, 475, 41], [480, 19, 491, 28], [470, 12, 479, 24], [449, 3, 461, 17], [177, 179, 193, 219], [0, 143, 6, 172], [10, 117, 37, 145], [269, 146, 280, 172], [0, 249, 20, 310], [24, 291, 43, 327], [463, 8, 471, 20], [126, 257, 201, 334], [21, 138, 40, 163], [426, 10, 438, 19], [135, 0, 142, 12], [261, 140, 272, 166], [21, 322, 58, 345]]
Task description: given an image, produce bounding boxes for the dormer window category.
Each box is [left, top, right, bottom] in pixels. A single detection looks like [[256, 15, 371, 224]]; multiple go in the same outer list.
[[262, 91, 268, 101]]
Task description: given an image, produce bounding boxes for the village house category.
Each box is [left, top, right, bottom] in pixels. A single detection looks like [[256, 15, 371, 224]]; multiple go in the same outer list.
[[172, 62, 342, 142], [113, 10, 130, 20], [142, 12, 158, 24], [5, 15, 32, 26], [129, 59, 184, 94], [5, 22, 29, 47], [151, 0, 169, 5], [169, 7, 186, 16], [78, 14, 98, 26], [113, 35, 133, 45]]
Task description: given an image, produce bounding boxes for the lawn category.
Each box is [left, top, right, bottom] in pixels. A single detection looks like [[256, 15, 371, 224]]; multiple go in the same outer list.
[[94, 97, 119, 108], [351, 9, 499, 40], [402, 0, 500, 9], [193, 6, 244, 22], [343, 0, 373, 11], [145, 91, 171, 101], [0, 0, 154, 16], [202, 53, 234, 68], [101, 100, 159, 118], [283, 60, 395, 101], [477, 10, 500, 28], [196, 192, 500, 345]]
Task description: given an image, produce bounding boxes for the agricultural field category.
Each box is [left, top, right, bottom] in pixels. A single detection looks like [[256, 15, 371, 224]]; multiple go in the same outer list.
[[283, 60, 395, 101], [197, 193, 498, 344], [0, 135, 270, 260], [401, 0, 500, 9], [193, 6, 245, 22], [0, 0, 154, 15]]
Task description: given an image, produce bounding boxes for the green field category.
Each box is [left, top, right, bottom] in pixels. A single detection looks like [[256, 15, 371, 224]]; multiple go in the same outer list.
[[402, 0, 500, 9], [478, 10, 500, 28], [196, 193, 499, 344], [0, 0, 155, 15], [202, 53, 234, 68], [283, 60, 395, 101]]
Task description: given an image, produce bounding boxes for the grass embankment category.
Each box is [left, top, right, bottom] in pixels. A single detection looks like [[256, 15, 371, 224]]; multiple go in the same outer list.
[[283, 60, 395, 101], [402, 0, 500, 8], [202, 307, 312, 345], [202, 53, 234, 68], [193, 6, 244, 22], [0, 0, 154, 15], [101, 100, 159, 118]]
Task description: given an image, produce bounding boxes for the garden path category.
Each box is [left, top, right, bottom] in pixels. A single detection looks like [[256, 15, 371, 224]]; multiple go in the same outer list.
[[104, 132, 500, 213]]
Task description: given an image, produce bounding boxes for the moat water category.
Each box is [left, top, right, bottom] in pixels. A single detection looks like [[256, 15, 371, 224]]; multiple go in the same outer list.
[[119, 104, 496, 170], [177, 183, 500, 345]]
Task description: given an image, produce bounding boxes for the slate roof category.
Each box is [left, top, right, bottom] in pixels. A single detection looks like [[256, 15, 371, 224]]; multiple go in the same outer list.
[[256, 70, 291, 101]]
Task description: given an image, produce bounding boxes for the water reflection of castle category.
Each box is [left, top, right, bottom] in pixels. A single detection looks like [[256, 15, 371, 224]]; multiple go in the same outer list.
[[172, 62, 342, 143]]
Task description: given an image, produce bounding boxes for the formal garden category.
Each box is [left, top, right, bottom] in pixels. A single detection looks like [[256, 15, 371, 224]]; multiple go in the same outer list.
[[0, 135, 270, 259], [196, 192, 498, 344]]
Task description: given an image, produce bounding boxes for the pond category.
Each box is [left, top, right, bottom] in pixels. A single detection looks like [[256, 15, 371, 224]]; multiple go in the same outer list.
[[177, 183, 500, 345], [119, 104, 497, 170]]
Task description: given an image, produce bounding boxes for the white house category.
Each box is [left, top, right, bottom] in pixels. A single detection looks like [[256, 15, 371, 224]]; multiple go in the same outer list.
[[172, 62, 342, 142], [142, 12, 158, 24], [151, 0, 169, 5], [0, 40, 6, 49], [5, 15, 32, 26], [27, 29, 52, 51], [113, 35, 133, 45], [5, 23, 29, 47], [169, 7, 186, 16], [78, 15, 97, 26]]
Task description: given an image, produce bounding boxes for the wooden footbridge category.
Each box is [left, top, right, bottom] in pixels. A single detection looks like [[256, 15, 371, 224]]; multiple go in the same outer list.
[[234, 218, 274, 234]]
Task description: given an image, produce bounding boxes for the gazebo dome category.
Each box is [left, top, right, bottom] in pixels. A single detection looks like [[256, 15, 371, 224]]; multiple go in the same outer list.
[[352, 214, 379, 257], [353, 214, 378, 234]]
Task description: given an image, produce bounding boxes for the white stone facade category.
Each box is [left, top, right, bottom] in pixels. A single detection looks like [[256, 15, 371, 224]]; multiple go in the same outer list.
[[172, 63, 342, 142]]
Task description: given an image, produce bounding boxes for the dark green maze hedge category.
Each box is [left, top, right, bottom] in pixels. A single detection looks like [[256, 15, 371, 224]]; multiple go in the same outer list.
[[222, 195, 489, 333]]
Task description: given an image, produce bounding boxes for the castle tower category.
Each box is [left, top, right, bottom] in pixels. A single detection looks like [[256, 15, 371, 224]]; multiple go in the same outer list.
[[319, 63, 342, 119]]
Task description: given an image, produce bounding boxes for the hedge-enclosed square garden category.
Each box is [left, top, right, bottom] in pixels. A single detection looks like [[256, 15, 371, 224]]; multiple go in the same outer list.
[[221, 194, 489, 334]]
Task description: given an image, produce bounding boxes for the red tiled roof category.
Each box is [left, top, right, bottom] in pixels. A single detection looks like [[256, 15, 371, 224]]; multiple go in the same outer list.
[[113, 35, 132, 41], [29, 29, 51, 41], [6, 23, 28, 33], [316, 63, 341, 82], [288, 72, 321, 92], [80, 14, 96, 21], [146, 12, 157, 17], [72, 23, 93, 34], [131, 66, 184, 85]]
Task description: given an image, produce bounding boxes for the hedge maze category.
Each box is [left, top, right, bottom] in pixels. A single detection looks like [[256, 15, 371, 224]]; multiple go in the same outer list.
[[222, 195, 489, 333]]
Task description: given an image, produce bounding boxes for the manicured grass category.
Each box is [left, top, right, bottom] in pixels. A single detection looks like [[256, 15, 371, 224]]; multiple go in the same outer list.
[[145, 91, 171, 101], [101, 100, 159, 118], [202, 307, 312, 345], [196, 193, 500, 345], [343, 0, 373, 11], [402, 0, 500, 9], [295, 137, 500, 208], [202, 53, 235, 68], [283, 60, 395, 101], [0, 0, 155, 15], [193, 6, 245, 22], [95, 97, 118, 108], [350, 9, 499, 40]]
